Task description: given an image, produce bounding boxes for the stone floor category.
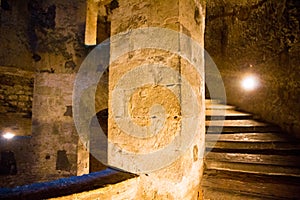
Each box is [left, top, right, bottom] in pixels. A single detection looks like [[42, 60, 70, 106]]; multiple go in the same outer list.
[[202, 100, 300, 199]]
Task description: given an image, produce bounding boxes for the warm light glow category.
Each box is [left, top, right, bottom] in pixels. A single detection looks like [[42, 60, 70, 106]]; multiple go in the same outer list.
[[2, 132, 15, 139], [241, 75, 259, 91]]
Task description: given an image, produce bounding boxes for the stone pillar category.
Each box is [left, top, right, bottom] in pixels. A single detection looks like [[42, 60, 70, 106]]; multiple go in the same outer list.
[[85, 0, 99, 45], [108, 0, 205, 199], [31, 74, 78, 182]]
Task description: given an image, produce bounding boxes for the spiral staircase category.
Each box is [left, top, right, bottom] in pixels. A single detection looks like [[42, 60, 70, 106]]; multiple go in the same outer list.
[[202, 100, 300, 199]]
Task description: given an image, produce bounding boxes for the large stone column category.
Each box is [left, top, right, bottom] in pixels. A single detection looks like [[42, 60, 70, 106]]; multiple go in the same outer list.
[[108, 0, 206, 199], [31, 74, 78, 182]]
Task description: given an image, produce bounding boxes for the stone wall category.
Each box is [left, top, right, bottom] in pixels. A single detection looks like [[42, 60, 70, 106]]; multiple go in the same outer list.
[[0, 68, 33, 115], [205, 0, 300, 137], [0, 0, 33, 70], [0, 67, 33, 186], [0, 136, 34, 188], [0, 67, 33, 137], [0, 0, 88, 73]]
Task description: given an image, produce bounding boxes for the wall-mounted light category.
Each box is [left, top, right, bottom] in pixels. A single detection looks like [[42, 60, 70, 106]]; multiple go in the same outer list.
[[2, 132, 15, 139], [241, 75, 259, 91]]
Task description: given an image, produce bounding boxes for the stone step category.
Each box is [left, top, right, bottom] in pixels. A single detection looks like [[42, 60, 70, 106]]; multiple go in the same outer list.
[[206, 141, 300, 151], [206, 109, 253, 120], [206, 120, 280, 133], [205, 152, 300, 167], [206, 104, 236, 110], [205, 151, 300, 177], [207, 148, 300, 156], [206, 119, 277, 128], [206, 133, 288, 142], [202, 170, 300, 199], [202, 187, 274, 200], [205, 99, 221, 104]]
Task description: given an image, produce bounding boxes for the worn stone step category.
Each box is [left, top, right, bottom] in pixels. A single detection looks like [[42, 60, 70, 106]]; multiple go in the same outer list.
[[206, 109, 253, 120], [203, 177, 300, 199], [204, 170, 300, 186], [205, 160, 300, 177], [206, 141, 300, 151], [207, 127, 281, 133], [205, 133, 300, 153], [206, 133, 288, 142], [206, 115, 252, 121], [207, 148, 300, 156], [206, 120, 280, 133], [206, 119, 277, 128], [206, 104, 236, 110], [202, 170, 300, 200], [205, 152, 300, 177], [203, 187, 268, 200], [205, 99, 221, 104], [205, 152, 300, 167]]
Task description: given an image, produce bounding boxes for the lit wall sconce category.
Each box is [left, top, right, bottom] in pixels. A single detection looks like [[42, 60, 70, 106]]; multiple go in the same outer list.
[[2, 132, 15, 140], [241, 74, 259, 91]]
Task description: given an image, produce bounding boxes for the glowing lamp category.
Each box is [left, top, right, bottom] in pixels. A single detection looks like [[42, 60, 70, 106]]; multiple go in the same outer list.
[[241, 75, 259, 91], [3, 132, 15, 139]]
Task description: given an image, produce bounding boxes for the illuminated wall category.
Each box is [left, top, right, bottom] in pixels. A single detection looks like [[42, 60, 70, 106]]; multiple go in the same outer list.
[[205, 0, 300, 137]]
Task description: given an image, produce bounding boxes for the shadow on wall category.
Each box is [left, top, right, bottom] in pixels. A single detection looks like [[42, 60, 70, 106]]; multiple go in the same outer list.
[[0, 151, 17, 175], [89, 109, 108, 173]]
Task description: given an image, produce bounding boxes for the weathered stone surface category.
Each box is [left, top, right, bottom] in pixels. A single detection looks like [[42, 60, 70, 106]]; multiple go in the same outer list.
[[30, 73, 78, 183], [0, 0, 89, 73], [50, 176, 139, 200], [0, 69, 34, 115], [0, 136, 34, 188], [109, 0, 205, 199]]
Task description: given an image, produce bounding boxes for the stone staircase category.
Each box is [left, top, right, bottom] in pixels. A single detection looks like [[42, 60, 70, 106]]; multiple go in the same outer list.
[[202, 100, 300, 200]]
